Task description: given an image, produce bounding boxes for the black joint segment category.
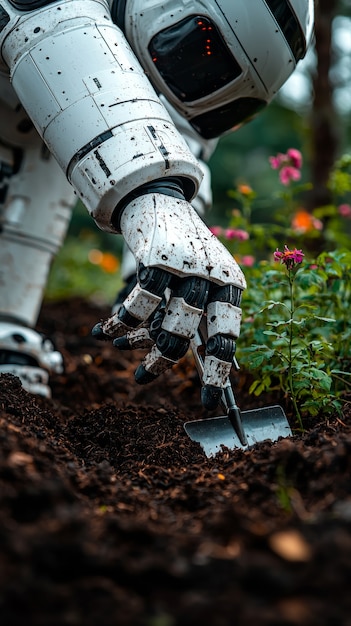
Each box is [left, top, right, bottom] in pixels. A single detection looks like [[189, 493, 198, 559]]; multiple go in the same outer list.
[[118, 306, 141, 329], [201, 385, 222, 411], [111, 176, 190, 232], [156, 331, 189, 361], [209, 284, 243, 307], [141, 177, 186, 200], [91, 322, 110, 342], [173, 276, 209, 308], [110, 0, 127, 30], [206, 335, 236, 363], [135, 364, 157, 385], [113, 336, 131, 351], [0, 7, 10, 31], [0, 349, 38, 367], [149, 307, 166, 341], [138, 264, 171, 296]]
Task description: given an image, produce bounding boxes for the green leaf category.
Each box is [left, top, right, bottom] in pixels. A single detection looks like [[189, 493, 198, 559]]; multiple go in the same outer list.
[[259, 300, 287, 313], [313, 316, 336, 323], [263, 330, 288, 339], [331, 369, 351, 376], [309, 369, 332, 392]]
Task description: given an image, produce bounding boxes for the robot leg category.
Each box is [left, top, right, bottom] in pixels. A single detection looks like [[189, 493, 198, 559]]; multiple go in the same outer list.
[[0, 137, 76, 396]]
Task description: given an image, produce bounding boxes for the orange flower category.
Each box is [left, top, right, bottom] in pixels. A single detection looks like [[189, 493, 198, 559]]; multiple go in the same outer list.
[[291, 210, 323, 233], [237, 183, 253, 196], [88, 249, 119, 273], [88, 249, 103, 265], [99, 252, 119, 273]]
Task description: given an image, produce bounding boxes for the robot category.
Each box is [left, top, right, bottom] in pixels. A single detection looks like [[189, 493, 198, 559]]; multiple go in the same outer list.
[[0, 0, 314, 406]]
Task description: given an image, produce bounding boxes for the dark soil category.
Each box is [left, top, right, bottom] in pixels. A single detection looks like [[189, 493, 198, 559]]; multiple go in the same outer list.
[[1, 297, 351, 626]]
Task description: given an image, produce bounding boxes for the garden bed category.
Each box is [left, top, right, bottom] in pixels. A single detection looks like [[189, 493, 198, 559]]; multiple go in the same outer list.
[[1, 297, 351, 625]]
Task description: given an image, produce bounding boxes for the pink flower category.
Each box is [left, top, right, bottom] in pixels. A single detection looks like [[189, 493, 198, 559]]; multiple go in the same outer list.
[[269, 148, 303, 186], [210, 226, 224, 237], [241, 255, 255, 267], [244, 316, 255, 324], [274, 245, 305, 269], [269, 153, 287, 170], [279, 166, 301, 186], [224, 228, 249, 241], [287, 148, 303, 169], [312, 217, 323, 231], [338, 204, 351, 218], [273, 250, 283, 262]]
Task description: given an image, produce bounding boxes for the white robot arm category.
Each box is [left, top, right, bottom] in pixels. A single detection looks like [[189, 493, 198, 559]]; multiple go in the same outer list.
[[0, 0, 202, 231], [0, 0, 314, 407]]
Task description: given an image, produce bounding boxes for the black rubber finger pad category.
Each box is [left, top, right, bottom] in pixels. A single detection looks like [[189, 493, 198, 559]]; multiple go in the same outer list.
[[91, 322, 110, 341], [135, 364, 157, 385], [201, 384, 222, 411]]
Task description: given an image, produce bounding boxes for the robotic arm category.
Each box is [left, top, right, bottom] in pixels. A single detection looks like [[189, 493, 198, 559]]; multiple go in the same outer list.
[[0, 0, 314, 408]]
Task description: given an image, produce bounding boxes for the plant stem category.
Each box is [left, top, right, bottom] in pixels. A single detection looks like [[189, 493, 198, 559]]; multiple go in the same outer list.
[[288, 270, 304, 430]]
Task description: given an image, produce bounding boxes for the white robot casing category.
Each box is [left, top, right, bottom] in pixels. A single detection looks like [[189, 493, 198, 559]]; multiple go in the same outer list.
[[0, 0, 203, 233], [117, 0, 314, 139]]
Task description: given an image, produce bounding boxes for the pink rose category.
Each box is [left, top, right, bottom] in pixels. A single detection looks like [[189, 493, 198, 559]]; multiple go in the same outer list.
[[279, 166, 301, 186], [209, 226, 223, 237], [338, 204, 351, 218]]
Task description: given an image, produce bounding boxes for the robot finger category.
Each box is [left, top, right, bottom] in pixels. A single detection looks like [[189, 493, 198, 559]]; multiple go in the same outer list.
[[113, 326, 154, 351], [134, 276, 209, 384], [114, 290, 169, 351], [101, 281, 162, 339], [94, 266, 171, 340], [201, 284, 243, 410], [134, 342, 186, 384]]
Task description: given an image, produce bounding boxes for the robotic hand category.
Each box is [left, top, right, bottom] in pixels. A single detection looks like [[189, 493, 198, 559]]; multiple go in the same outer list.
[[93, 186, 246, 410]]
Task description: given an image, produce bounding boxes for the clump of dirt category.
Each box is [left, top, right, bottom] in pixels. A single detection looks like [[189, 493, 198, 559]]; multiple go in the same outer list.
[[1, 297, 351, 626]]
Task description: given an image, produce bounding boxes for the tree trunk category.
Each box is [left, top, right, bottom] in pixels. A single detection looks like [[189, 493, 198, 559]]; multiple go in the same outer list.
[[309, 0, 340, 209]]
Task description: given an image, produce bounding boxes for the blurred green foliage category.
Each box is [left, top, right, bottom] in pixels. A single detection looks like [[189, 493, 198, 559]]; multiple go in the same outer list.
[[208, 101, 312, 224], [45, 228, 123, 305]]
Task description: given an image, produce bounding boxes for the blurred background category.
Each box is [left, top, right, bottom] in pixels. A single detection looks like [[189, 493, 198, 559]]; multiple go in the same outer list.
[[45, 0, 351, 305]]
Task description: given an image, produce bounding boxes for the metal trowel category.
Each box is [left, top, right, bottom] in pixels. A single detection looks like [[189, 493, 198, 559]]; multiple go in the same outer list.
[[184, 330, 292, 457]]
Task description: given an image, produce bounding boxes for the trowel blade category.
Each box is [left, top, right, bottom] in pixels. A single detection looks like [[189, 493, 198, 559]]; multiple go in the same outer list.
[[184, 405, 291, 457]]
